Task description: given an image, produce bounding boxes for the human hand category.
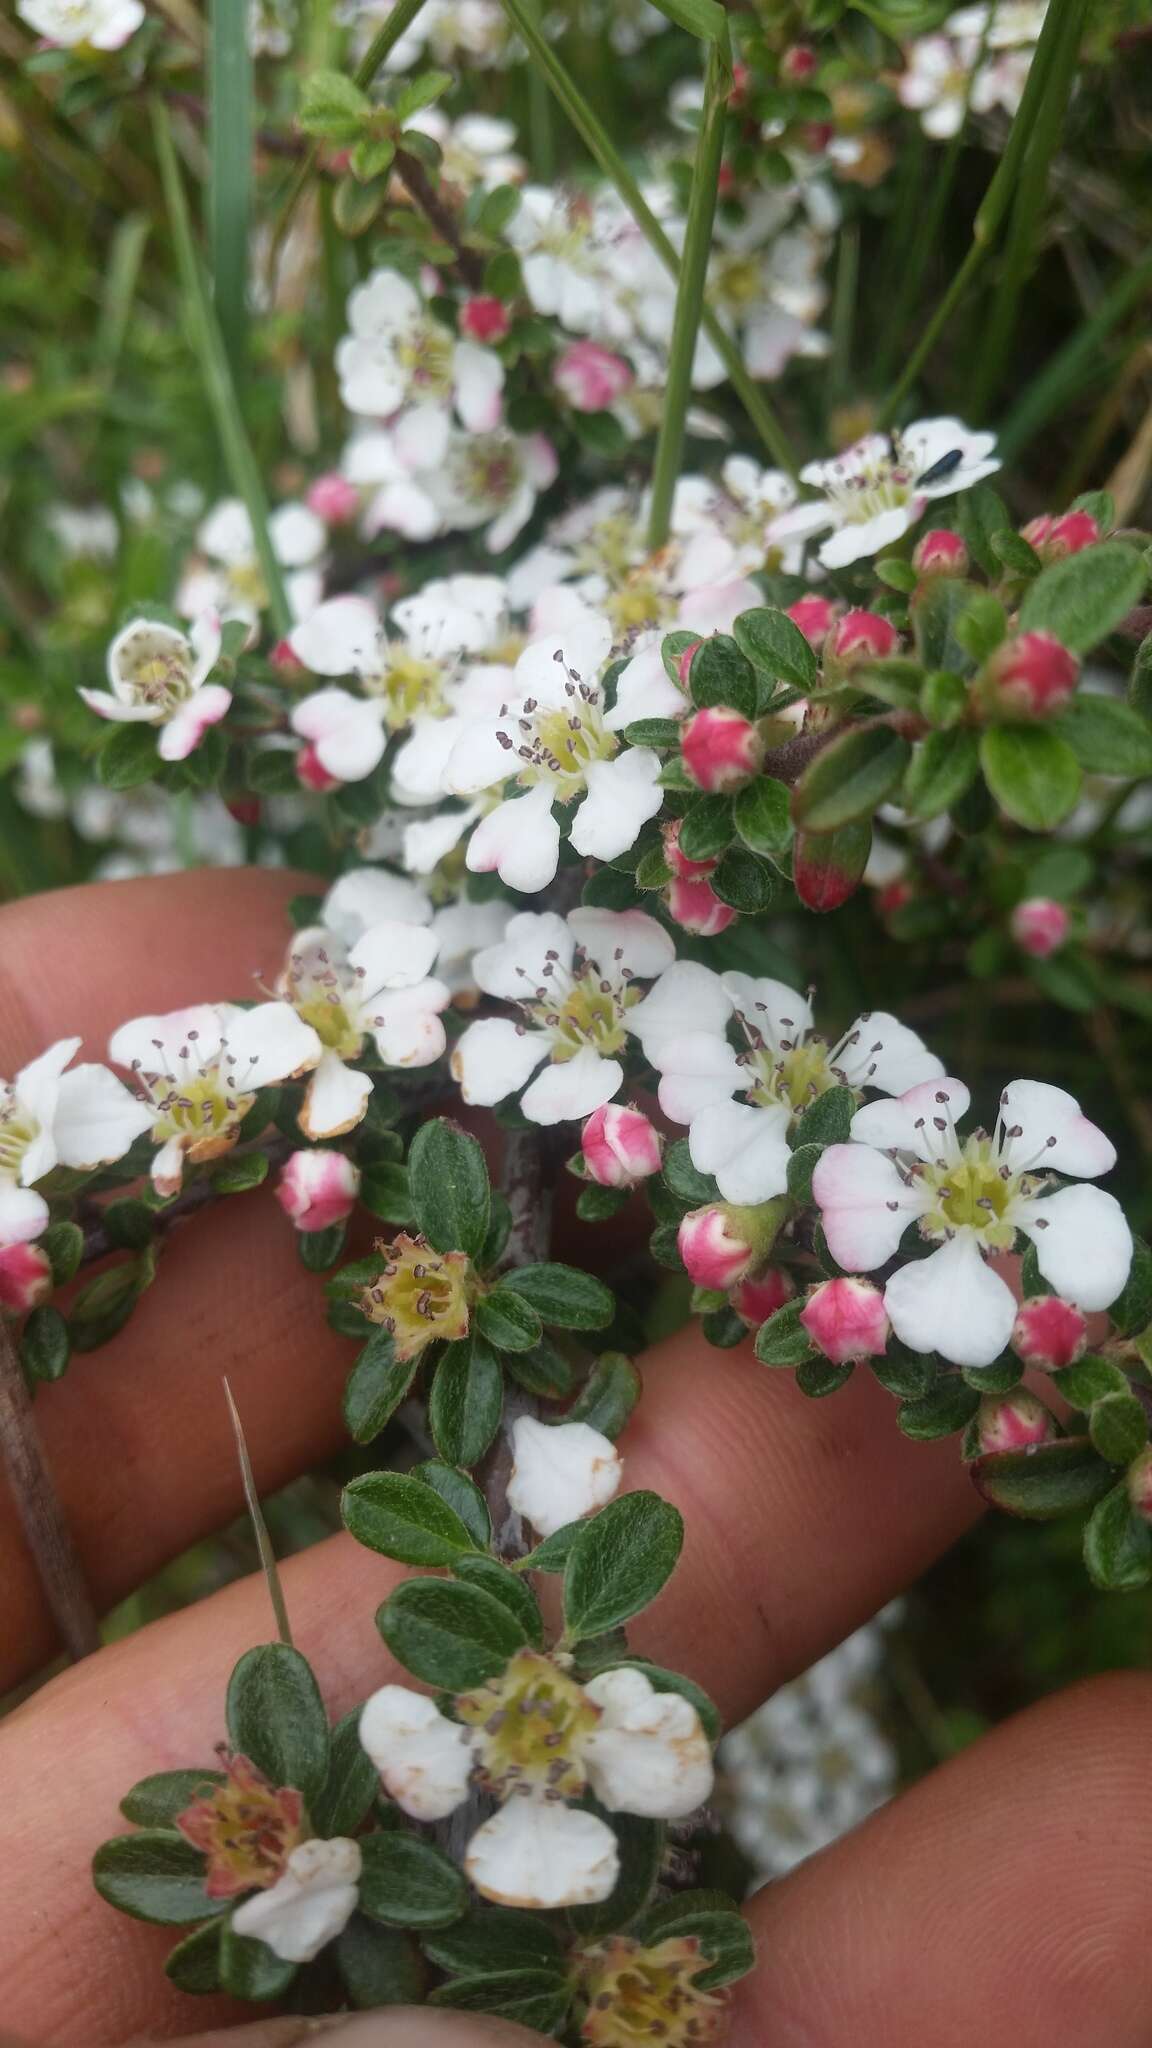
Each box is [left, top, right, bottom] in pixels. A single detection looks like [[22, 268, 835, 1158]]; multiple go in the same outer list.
[[1, 871, 1150, 2048]]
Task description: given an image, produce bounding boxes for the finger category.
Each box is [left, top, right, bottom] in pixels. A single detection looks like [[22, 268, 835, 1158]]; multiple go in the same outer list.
[[734, 1670, 1152, 2046], [0, 2011, 544, 2048]]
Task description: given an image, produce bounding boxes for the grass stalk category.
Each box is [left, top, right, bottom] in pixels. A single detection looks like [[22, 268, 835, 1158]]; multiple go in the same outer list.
[[207, 0, 254, 382]]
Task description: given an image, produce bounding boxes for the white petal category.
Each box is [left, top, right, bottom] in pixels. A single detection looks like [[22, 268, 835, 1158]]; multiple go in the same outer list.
[[359, 1685, 473, 1820], [348, 919, 440, 995], [849, 1078, 971, 1162], [568, 908, 675, 983], [370, 981, 451, 1068], [689, 1100, 792, 1205], [323, 868, 432, 943], [652, 1031, 743, 1126], [835, 1013, 945, 1095], [392, 402, 452, 473], [230, 1839, 361, 1964], [299, 1050, 372, 1140], [151, 1133, 186, 1197], [884, 1232, 1016, 1368], [224, 1003, 322, 1087], [0, 1181, 50, 1245], [584, 1667, 713, 1820], [506, 1415, 622, 1536], [819, 505, 916, 569], [157, 684, 232, 763], [453, 340, 505, 432], [473, 911, 575, 997], [999, 1079, 1117, 1179], [51, 1064, 153, 1169], [629, 962, 733, 1062], [452, 1018, 550, 1106], [291, 689, 386, 783], [812, 1144, 929, 1270], [467, 787, 561, 895], [603, 642, 684, 733], [108, 1005, 223, 1077], [722, 973, 814, 1050], [520, 1046, 621, 1126], [569, 750, 664, 863], [1019, 1185, 1133, 1312], [289, 596, 383, 678], [465, 1797, 619, 1909]]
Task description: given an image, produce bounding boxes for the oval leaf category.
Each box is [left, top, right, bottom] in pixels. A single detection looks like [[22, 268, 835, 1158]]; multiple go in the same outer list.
[[792, 726, 910, 833], [1017, 540, 1146, 653], [92, 1832, 220, 1926], [979, 725, 1082, 832], [407, 1119, 491, 1259], [342, 1470, 480, 1565], [377, 1577, 529, 1689], [358, 1831, 468, 1929], [563, 1491, 684, 1640], [225, 1644, 331, 1806]]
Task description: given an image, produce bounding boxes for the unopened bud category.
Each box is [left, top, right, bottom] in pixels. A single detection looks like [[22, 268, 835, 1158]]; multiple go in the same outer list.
[[1011, 1295, 1088, 1371], [781, 42, 818, 80], [460, 295, 511, 345], [664, 872, 737, 937], [276, 1149, 361, 1233], [296, 740, 340, 791], [678, 1203, 772, 1290], [681, 706, 765, 793], [0, 1242, 52, 1313], [978, 631, 1080, 721], [305, 472, 361, 524], [730, 1266, 795, 1328], [661, 816, 716, 881], [270, 638, 304, 673], [582, 1103, 663, 1188], [977, 1390, 1058, 1454], [1010, 897, 1070, 959], [785, 592, 837, 649], [554, 339, 633, 413], [1127, 1446, 1152, 1522], [1021, 509, 1101, 560], [912, 528, 968, 577], [800, 1275, 889, 1364], [827, 609, 899, 666]]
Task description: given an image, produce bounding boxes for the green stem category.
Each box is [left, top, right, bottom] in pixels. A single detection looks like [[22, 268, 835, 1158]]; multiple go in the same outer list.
[[207, 0, 253, 382], [152, 98, 293, 637], [997, 244, 1152, 460], [876, 0, 1079, 427], [647, 35, 731, 549], [498, 0, 798, 475]]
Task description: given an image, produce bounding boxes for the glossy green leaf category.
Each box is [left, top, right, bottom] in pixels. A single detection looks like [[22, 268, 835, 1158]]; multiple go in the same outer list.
[[225, 1644, 330, 1805], [563, 1491, 683, 1640], [342, 1470, 480, 1564], [378, 1577, 528, 1688], [972, 1435, 1115, 1518], [429, 1336, 504, 1467], [792, 726, 910, 833], [407, 1119, 490, 1259], [358, 1831, 468, 1929], [503, 1262, 614, 1330], [1017, 540, 1146, 653], [980, 725, 1082, 831], [733, 606, 818, 690], [92, 1832, 220, 1926]]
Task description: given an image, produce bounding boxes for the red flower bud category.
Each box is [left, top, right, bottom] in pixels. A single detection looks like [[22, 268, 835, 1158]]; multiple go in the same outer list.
[[977, 1390, 1058, 1454], [678, 1204, 759, 1290], [979, 631, 1080, 721], [1011, 1296, 1088, 1371], [661, 817, 716, 881], [664, 872, 737, 937], [276, 1149, 361, 1232], [0, 1242, 52, 1313], [781, 42, 817, 80], [912, 528, 968, 577], [460, 296, 511, 345], [296, 740, 340, 791], [800, 1276, 889, 1364], [1010, 897, 1070, 959], [828, 609, 899, 665], [306, 472, 361, 524], [785, 593, 837, 649], [582, 1103, 663, 1188], [681, 706, 765, 793], [554, 340, 633, 413], [730, 1267, 795, 1328], [1021, 510, 1101, 560]]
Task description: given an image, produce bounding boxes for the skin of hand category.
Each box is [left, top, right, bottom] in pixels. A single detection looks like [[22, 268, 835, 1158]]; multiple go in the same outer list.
[[1, 871, 1152, 2048]]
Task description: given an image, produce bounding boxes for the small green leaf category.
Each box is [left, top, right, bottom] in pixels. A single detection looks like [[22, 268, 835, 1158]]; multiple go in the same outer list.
[[1089, 1391, 1148, 1466], [630, 1892, 754, 1990], [980, 725, 1082, 831], [298, 1221, 347, 1271], [209, 1152, 270, 1196], [430, 1969, 572, 2033], [566, 1352, 642, 1439], [1017, 540, 1146, 653], [1083, 1484, 1152, 1592], [336, 1916, 423, 2008], [576, 1183, 632, 1223], [563, 1491, 683, 1640], [793, 1084, 854, 1148], [360, 1161, 414, 1224], [792, 820, 871, 911], [754, 1299, 815, 1367], [710, 845, 775, 914], [517, 1520, 583, 1572], [298, 68, 370, 142], [797, 1357, 854, 1397], [120, 1769, 223, 1829], [902, 728, 980, 819], [786, 1143, 821, 1203], [957, 485, 1012, 576], [21, 1305, 71, 1383], [92, 1832, 220, 1926], [475, 1286, 544, 1352], [898, 1378, 979, 1440], [502, 1336, 576, 1397], [225, 1644, 331, 1806], [423, 1908, 565, 1975], [677, 794, 734, 863], [733, 775, 792, 854], [662, 1139, 719, 1209], [1050, 1355, 1130, 1409], [687, 635, 757, 717], [378, 1578, 528, 1688], [407, 1119, 490, 1259], [415, 1461, 493, 1548], [872, 1346, 938, 1400], [503, 1262, 614, 1331], [452, 1554, 545, 1645], [792, 726, 910, 833], [164, 1919, 223, 1993], [733, 606, 818, 690], [219, 1922, 297, 2000], [310, 1711, 380, 1839], [624, 718, 683, 749], [98, 722, 161, 789], [988, 529, 1041, 576], [429, 1336, 504, 1467], [342, 1470, 480, 1564], [39, 1219, 83, 1285], [972, 1435, 1115, 1518], [1056, 694, 1152, 777], [358, 1832, 468, 1929], [1107, 1238, 1152, 1338], [343, 1334, 418, 1444]]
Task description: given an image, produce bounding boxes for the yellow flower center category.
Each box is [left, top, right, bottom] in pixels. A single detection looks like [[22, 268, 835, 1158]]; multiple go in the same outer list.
[[368, 651, 448, 730], [527, 966, 640, 1061], [575, 1935, 727, 2048], [396, 320, 455, 400], [361, 1232, 474, 1360], [456, 1649, 600, 1799], [294, 994, 362, 1057], [175, 1753, 305, 1901], [745, 1040, 838, 1120], [917, 1136, 1023, 1249], [0, 1098, 38, 1179], [116, 627, 194, 713]]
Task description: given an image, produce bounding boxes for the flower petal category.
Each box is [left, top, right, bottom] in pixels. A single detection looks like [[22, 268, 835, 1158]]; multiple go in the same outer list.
[[465, 1797, 619, 1909], [230, 1839, 361, 1963], [584, 1667, 713, 1820], [473, 911, 575, 997], [323, 868, 433, 943], [348, 919, 440, 995], [835, 1012, 945, 1095], [369, 981, 451, 1068], [651, 1031, 743, 1126], [812, 1143, 929, 1270], [0, 1181, 50, 1246], [520, 1045, 621, 1125], [506, 1415, 622, 1536], [689, 1100, 792, 1205], [1018, 1184, 1133, 1312], [629, 962, 733, 1062], [51, 1063, 154, 1169], [568, 908, 676, 983], [999, 1079, 1117, 1179], [359, 1685, 473, 1820], [849, 1078, 971, 1162], [722, 973, 815, 1050], [451, 1018, 550, 1106], [157, 684, 232, 763], [466, 787, 561, 895], [884, 1231, 1016, 1368], [288, 596, 383, 679], [569, 749, 664, 863], [224, 1002, 323, 1087], [299, 1050, 373, 1140]]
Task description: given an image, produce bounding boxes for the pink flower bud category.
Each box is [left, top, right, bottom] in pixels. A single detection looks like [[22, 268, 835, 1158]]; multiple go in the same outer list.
[[296, 741, 340, 792], [270, 638, 305, 673], [730, 1266, 795, 1328], [305, 472, 361, 525], [276, 1149, 361, 1232], [661, 817, 716, 881], [0, 1242, 52, 1313], [828, 609, 899, 665], [678, 1204, 760, 1290], [781, 42, 817, 80], [1011, 1295, 1088, 1371], [225, 795, 262, 829], [664, 872, 737, 937], [554, 340, 634, 413], [977, 1390, 1058, 1455], [785, 593, 837, 649], [581, 1103, 663, 1188], [681, 706, 765, 793], [799, 1276, 889, 1365], [912, 528, 968, 577], [1021, 510, 1101, 560], [460, 295, 511, 345], [1127, 1447, 1152, 1522], [1010, 897, 1070, 959], [980, 632, 1080, 720]]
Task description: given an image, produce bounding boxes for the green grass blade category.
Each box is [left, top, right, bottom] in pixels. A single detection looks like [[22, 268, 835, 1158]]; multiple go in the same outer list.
[[207, 0, 254, 381], [997, 244, 1152, 460], [95, 213, 150, 374], [151, 97, 292, 637], [224, 1379, 294, 1646]]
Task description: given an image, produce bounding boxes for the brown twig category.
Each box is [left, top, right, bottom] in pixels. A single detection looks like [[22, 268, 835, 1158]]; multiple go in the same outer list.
[[0, 1318, 100, 1664], [393, 149, 488, 292]]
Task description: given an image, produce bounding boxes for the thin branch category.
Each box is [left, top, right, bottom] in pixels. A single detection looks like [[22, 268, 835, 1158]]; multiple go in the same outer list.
[[0, 1320, 99, 1665]]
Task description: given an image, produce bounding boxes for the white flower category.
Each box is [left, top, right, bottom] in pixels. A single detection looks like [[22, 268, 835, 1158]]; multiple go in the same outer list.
[[947, 0, 1046, 46], [360, 1653, 712, 1910], [177, 498, 326, 626], [0, 1039, 153, 1246], [897, 35, 979, 138], [231, 1838, 362, 1963], [639, 969, 943, 1205], [444, 614, 662, 891], [18, 0, 143, 46], [813, 1077, 1133, 1368], [342, 427, 444, 543], [278, 918, 450, 1137], [505, 186, 607, 332], [80, 613, 230, 763], [506, 1416, 622, 1536], [320, 867, 433, 942], [109, 1003, 323, 1195], [427, 426, 560, 554], [451, 907, 674, 1124], [770, 418, 1000, 570], [405, 109, 523, 189], [45, 503, 118, 557], [337, 270, 505, 464]]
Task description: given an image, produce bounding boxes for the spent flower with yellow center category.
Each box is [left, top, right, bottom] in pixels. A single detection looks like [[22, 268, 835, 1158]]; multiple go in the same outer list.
[[175, 1752, 306, 1900], [361, 1231, 474, 1360], [456, 1649, 603, 1801], [575, 1934, 729, 2048]]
